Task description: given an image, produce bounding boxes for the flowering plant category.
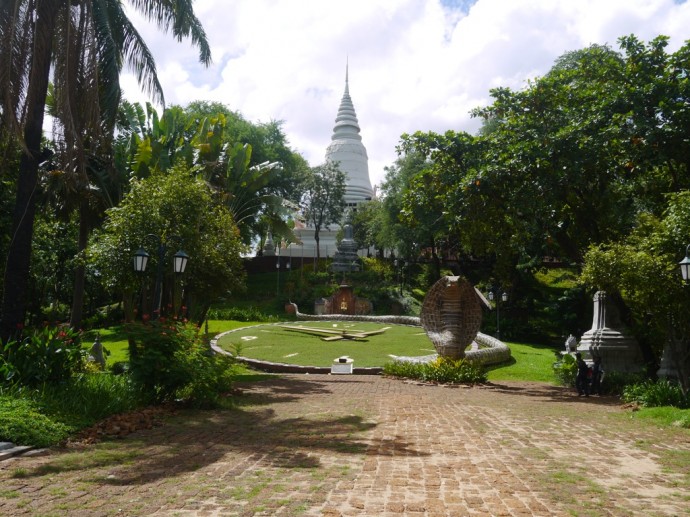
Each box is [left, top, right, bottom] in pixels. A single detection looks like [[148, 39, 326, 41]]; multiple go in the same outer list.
[[0, 325, 85, 387]]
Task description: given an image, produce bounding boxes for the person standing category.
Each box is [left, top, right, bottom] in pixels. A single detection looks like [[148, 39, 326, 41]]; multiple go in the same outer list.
[[590, 356, 604, 395], [575, 352, 590, 397]]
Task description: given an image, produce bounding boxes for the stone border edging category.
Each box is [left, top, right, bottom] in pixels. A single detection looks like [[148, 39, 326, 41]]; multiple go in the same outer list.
[[209, 319, 511, 373]]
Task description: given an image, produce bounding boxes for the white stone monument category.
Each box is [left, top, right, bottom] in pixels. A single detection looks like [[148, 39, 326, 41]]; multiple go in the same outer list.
[[577, 291, 642, 373], [288, 63, 375, 259]]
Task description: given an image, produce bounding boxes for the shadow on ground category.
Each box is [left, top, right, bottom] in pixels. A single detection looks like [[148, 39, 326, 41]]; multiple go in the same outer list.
[[18, 376, 424, 486], [482, 381, 622, 406]]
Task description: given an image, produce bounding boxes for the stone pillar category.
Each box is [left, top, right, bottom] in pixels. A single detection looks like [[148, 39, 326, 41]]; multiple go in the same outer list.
[[577, 291, 642, 373]]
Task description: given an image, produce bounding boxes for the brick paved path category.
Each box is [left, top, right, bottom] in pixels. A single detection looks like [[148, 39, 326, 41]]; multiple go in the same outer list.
[[1, 375, 689, 516]]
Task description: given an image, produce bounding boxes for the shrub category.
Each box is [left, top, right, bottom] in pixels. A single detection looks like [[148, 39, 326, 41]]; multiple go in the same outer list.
[[177, 352, 238, 408], [383, 357, 487, 384], [82, 304, 125, 330], [552, 353, 577, 387], [0, 325, 86, 387], [0, 395, 72, 447], [206, 306, 277, 322], [622, 379, 690, 409], [600, 370, 646, 396], [126, 319, 238, 406], [34, 373, 142, 427], [110, 361, 130, 375]]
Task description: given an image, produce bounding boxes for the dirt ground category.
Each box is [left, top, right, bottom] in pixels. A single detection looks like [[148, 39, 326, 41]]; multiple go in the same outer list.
[[1, 374, 689, 516]]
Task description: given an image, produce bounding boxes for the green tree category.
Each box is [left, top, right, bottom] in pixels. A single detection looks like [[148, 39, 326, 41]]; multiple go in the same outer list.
[[89, 165, 245, 328], [581, 192, 690, 394], [301, 163, 346, 264], [216, 142, 301, 247], [350, 199, 386, 256], [114, 101, 309, 248], [181, 101, 309, 205], [27, 214, 79, 322], [402, 36, 690, 275], [0, 0, 210, 341]]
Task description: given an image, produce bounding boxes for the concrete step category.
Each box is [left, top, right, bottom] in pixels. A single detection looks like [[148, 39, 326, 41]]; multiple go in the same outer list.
[[0, 445, 34, 461]]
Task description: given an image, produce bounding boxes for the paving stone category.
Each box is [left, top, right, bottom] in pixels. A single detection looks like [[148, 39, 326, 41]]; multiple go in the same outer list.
[[0, 375, 688, 516]]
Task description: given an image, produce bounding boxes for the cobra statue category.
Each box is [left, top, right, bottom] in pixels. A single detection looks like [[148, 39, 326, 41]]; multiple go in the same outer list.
[[421, 275, 483, 359]]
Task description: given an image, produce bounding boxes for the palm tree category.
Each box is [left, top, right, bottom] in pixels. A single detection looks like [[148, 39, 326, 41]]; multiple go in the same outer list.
[[0, 0, 210, 339], [218, 142, 301, 247]]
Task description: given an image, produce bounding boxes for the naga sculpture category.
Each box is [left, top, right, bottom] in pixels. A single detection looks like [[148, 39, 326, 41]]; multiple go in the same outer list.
[[421, 276, 483, 359]]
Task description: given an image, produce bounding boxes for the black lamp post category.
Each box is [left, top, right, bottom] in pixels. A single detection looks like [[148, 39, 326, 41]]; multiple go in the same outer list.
[[679, 244, 690, 281], [133, 235, 188, 319], [275, 255, 280, 296], [394, 259, 403, 295], [487, 288, 508, 340]]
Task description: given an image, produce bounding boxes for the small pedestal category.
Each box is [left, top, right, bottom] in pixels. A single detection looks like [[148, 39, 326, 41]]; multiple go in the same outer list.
[[331, 356, 353, 374]]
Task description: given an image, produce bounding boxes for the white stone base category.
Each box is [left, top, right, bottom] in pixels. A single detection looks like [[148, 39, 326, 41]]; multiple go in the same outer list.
[[331, 357, 353, 374]]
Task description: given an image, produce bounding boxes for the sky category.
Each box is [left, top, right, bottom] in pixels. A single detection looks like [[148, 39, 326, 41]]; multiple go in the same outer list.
[[121, 0, 690, 190]]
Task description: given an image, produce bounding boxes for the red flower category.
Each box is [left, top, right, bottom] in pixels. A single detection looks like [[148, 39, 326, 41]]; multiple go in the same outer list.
[[16, 322, 24, 330]]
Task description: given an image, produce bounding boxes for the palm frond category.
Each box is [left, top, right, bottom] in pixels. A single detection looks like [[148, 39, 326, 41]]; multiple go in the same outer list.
[[128, 0, 211, 65]]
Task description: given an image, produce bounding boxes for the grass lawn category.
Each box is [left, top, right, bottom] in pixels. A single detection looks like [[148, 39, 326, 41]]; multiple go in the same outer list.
[[85, 320, 562, 383], [84, 320, 263, 366], [486, 341, 559, 383], [215, 321, 562, 382], [216, 321, 436, 368]]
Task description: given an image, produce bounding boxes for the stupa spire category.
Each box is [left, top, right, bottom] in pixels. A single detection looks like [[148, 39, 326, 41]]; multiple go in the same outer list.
[[331, 61, 362, 143], [345, 57, 349, 95], [325, 61, 374, 204]]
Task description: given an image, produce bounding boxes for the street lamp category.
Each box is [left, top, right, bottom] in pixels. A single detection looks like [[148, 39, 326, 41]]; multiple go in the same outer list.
[[679, 244, 690, 281], [487, 289, 508, 340], [276, 253, 291, 297], [393, 260, 407, 296], [133, 234, 188, 319]]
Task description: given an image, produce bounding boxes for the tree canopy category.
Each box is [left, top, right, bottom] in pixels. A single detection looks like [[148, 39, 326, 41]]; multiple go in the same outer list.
[[301, 163, 346, 263], [89, 165, 245, 325], [399, 35, 690, 273], [0, 0, 211, 340]]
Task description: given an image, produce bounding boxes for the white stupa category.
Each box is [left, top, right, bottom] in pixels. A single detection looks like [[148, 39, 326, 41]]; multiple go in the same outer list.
[[325, 64, 375, 206], [287, 64, 375, 260]]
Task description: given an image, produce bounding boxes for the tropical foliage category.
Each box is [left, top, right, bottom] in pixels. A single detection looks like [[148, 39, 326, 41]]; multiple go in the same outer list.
[[0, 0, 211, 339], [379, 35, 690, 379], [89, 165, 245, 325], [126, 319, 238, 407]]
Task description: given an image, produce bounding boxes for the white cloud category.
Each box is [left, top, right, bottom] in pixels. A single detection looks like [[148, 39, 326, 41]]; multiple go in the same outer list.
[[121, 0, 690, 187]]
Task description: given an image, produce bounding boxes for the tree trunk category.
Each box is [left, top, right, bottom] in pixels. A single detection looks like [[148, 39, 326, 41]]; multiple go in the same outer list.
[[69, 198, 90, 329], [0, 1, 58, 342]]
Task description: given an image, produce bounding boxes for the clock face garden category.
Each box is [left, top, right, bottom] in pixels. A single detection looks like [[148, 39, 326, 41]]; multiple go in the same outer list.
[[216, 322, 435, 368]]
